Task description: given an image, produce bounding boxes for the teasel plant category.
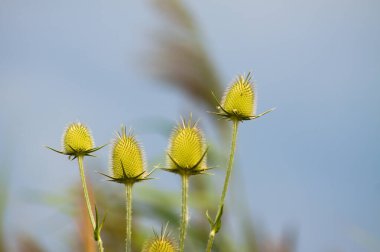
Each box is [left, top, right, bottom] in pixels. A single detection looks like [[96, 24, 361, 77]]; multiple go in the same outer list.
[[159, 116, 210, 252], [46, 122, 107, 252], [141, 223, 178, 252], [205, 73, 274, 252], [100, 125, 154, 252]]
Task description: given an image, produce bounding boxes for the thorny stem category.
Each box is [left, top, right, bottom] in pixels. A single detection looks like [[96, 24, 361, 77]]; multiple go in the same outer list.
[[126, 183, 133, 252], [180, 174, 189, 252], [77, 156, 104, 252], [206, 120, 239, 252]]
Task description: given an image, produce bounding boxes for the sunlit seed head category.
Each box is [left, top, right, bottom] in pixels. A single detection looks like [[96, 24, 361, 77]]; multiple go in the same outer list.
[[142, 225, 178, 252], [221, 74, 256, 118], [167, 119, 206, 170], [111, 127, 145, 179], [63, 122, 94, 154], [142, 239, 177, 252]]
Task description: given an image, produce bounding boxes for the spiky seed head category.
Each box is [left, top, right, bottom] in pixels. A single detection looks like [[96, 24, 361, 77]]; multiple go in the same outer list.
[[142, 224, 178, 252], [63, 122, 94, 154], [142, 239, 177, 252], [167, 119, 206, 170], [221, 74, 255, 118], [111, 127, 145, 179]]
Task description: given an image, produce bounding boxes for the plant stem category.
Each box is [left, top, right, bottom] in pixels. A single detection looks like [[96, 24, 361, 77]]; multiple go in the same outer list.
[[206, 120, 239, 252], [78, 156, 96, 227], [219, 120, 239, 215], [205, 230, 215, 252], [78, 156, 104, 252], [97, 239, 104, 252], [180, 174, 189, 252], [126, 183, 133, 252]]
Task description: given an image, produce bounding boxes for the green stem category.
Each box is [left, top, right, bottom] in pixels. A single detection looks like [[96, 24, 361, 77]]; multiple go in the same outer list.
[[78, 156, 104, 252], [180, 174, 189, 252], [219, 120, 239, 212], [126, 183, 133, 252], [206, 120, 239, 252], [97, 239, 104, 252], [78, 156, 96, 227], [205, 230, 215, 252]]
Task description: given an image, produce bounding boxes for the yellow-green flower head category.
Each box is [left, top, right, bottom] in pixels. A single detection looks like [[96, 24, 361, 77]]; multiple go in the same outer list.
[[220, 73, 256, 120], [142, 225, 178, 252], [111, 126, 146, 179], [142, 239, 178, 252], [63, 122, 94, 155], [167, 118, 207, 171]]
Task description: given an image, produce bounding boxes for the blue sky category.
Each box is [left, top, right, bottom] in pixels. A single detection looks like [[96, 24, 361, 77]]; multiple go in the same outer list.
[[0, 0, 379, 251]]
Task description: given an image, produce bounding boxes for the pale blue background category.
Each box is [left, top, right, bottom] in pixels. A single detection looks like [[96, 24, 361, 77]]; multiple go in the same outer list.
[[0, 0, 379, 251]]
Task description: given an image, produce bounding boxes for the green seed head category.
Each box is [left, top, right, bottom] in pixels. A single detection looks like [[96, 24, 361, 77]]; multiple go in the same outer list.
[[221, 74, 255, 118], [167, 118, 206, 170], [63, 122, 94, 154], [111, 127, 145, 179]]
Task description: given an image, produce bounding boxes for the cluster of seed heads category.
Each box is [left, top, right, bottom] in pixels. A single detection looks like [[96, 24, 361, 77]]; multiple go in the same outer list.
[[48, 73, 271, 252]]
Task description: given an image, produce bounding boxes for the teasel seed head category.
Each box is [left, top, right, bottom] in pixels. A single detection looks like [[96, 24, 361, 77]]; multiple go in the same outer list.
[[100, 126, 152, 184], [63, 122, 94, 154], [221, 73, 255, 118], [142, 223, 178, 252], [163, 116, 209, 176], [212, 72, 274, 121], [46, 122, 106, 159]]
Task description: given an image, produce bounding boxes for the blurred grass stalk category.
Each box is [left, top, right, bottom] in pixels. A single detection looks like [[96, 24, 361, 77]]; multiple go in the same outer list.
[[0, 167, 8, 252]]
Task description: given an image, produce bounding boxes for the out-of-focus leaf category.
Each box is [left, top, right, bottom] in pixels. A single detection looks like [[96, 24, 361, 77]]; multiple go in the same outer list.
[[146, 0, 228, 137]]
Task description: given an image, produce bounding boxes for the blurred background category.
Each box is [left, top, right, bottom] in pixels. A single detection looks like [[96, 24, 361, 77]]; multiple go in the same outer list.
[[0, 0, 379, 251]]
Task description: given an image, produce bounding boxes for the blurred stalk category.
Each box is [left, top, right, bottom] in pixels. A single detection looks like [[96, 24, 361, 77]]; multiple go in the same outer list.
[[0, 168, 8, 252], [148, 0, 228, 139]]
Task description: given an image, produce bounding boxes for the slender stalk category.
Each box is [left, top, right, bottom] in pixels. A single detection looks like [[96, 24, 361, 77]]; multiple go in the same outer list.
[[205, 230, 215, 252], [125, 183, 133, 252], [180, 174, 189, 252], [78, 156, 104, 252], [206, 120, 239, 252], [97, 239, 104, 252], [78, 156, 96, 227], [218, 120, 239, 213]]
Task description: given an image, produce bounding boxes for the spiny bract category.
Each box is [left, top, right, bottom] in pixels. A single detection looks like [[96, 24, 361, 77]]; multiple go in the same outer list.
[[221, 74, 255, 118], [111, 127, 145, 179], [167, 119, 206, 170], [63, 122, 94, 154]]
